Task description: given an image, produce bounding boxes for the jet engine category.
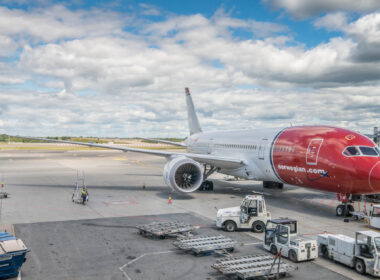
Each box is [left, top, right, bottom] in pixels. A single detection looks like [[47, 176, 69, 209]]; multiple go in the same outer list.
[[163, 156, 203, 193]]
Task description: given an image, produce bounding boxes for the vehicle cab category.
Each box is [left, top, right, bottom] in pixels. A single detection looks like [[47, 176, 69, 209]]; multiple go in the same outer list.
[[216, 195, 270, 233], [264, 218, 318, 262], [355, 231, 380, 276]]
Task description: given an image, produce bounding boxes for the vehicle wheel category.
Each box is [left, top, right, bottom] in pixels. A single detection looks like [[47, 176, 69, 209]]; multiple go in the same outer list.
[[288, 250, 298, 262], [224, 221, 237, 232], [252, 221, 265, 233], [320, 245, 328, 258], [270, 245, 277, 255], [278, 183, 284, 189], [355, 259, 365, 274], [263, 181, 269, 188], [336, 205, 345, 216]]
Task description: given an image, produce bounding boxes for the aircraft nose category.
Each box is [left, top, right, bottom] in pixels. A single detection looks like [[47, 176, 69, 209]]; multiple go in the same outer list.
[[369, 162, 380, 192]]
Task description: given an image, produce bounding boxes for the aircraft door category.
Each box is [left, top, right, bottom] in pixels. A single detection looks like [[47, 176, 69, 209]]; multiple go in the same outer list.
[[258, 138, 268, 160], [306, 139, 323, 165]]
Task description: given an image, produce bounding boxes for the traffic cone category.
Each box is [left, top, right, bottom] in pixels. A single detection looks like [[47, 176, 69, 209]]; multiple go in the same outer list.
[[168, 195, 172, 204]]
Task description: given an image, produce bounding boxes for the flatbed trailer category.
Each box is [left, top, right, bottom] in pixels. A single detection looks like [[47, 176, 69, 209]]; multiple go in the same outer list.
[[173, 234, 236, 255], [136, 221, 198, 239], [212, 253, 297, 279]]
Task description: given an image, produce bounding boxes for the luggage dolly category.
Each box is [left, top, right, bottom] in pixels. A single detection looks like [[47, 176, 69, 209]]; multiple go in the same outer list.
[[136, 221, 198, 239], [173, 234, 236, 256], [212, 252, 297, 280]]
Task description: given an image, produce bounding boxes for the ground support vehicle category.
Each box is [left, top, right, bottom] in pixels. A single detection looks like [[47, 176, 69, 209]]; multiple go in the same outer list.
[[350, 204, 380, 229], [173, 234, 236, 256], [263, 218, 318, 262], [0, 232, 29, 278], [72, 170, 88, 204], [136, 221, 198, 239], [216, 195, 270, 233], [318, 231, 380, 277], [212, 253, 297, 279]]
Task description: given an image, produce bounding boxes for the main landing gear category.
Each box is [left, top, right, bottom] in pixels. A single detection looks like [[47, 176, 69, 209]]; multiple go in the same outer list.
[[199, 180, 214, 191], [198, 165, 218, 191]]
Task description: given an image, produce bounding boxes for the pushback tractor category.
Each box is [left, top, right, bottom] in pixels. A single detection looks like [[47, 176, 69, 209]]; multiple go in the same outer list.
[[216, 195, 270, 233], [263, 218, 318, 262]]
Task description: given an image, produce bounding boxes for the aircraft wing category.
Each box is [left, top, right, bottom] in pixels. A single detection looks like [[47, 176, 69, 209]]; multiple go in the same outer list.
[[139, 137, 186, 147], [20, 137, 246, 169]]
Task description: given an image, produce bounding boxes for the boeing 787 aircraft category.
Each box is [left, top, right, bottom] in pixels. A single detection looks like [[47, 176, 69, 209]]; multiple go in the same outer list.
[[23, 88, 380, 217]]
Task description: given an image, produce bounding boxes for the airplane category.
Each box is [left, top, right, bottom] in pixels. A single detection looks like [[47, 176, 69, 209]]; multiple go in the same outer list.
[[19, 88, 380, 217]]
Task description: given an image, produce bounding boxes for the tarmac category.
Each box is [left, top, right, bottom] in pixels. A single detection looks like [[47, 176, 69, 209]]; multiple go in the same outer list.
[[0, 148, 376, 279]]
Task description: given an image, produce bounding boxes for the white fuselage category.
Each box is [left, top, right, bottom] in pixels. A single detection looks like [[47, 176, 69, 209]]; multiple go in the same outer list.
[[185, 128, 281, 181]]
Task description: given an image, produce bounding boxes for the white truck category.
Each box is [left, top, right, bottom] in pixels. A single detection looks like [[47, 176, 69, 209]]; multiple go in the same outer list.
[[318, 231, 380, 277], [216, 195, 270, 233], [263, 218, 318, 262]]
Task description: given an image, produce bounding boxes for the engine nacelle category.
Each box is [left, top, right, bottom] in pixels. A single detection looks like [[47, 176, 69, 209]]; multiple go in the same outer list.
[[163, 157, 203, 193]]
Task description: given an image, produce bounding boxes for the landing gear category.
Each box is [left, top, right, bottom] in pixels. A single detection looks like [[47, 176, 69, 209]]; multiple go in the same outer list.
[[336, 204, 354, 217], [336, 193, 355, 217], [199, 180, 214, 191], [198, 165, 218, 191]]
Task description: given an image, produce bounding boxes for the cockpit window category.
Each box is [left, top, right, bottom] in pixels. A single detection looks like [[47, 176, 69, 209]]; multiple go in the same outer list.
[[360, 146, 379, 156], [343, 146, 379, 157], [343, 146, 360, 156]]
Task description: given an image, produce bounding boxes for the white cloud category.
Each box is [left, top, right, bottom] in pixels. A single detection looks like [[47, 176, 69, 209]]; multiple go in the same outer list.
[[314, 12, 348, 31], [1, 5, 380, 136], [0, 5, 127, 42]]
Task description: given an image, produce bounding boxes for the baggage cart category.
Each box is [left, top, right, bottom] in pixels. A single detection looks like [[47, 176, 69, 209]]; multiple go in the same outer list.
[[212, 253, 297, 279], [136, 221, 197, 239], [173, 234, 236, 255]]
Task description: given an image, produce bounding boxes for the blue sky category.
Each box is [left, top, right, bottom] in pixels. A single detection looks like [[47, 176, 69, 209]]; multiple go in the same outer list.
[[1, 0, 380, 137]]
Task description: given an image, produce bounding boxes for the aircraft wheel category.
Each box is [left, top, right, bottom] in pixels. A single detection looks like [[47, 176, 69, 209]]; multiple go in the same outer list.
[[336, 205, 345, 216], [347, 204, 354, 217], [205, 181, 213, 191]]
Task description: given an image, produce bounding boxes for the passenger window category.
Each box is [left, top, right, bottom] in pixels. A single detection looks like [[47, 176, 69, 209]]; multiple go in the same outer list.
[[360, 146, 378, 156], [343, 146, 360, 156]]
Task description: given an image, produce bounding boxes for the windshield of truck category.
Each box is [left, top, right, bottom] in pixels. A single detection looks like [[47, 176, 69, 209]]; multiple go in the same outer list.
[[285, 222, 297, 234], [374, 238, 380, 252]]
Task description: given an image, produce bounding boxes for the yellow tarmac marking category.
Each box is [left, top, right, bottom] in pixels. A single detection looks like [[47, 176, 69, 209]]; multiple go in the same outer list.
[[112, 157, 129, 161]]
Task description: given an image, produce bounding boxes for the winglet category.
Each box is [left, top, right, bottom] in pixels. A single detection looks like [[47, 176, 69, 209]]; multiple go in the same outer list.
[[185, 87, 202, 135]]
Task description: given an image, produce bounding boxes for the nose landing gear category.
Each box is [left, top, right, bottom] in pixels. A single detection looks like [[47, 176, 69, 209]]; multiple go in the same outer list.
[[336, 193, 355, 217], [336, 204, 354, 217]]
